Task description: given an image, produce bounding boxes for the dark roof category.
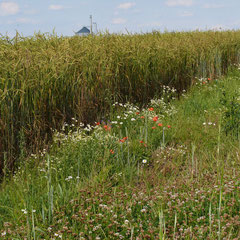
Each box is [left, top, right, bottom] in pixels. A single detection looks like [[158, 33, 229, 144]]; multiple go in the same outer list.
[[76, 27, 90, 34]]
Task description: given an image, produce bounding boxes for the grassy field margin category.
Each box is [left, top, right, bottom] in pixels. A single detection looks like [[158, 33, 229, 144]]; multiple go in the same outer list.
[[1, 68, 240, 238]]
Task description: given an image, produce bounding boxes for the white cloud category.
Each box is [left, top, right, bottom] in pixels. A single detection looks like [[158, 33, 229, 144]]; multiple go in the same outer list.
[[117, 2, 136, 10], [0, 2, 19, 16], [49, 5, 65, 11], [180, 11, 193, 17], [112, 18, 127, 24], [166, 0, 193, 7], [203, 4, 224, 9]]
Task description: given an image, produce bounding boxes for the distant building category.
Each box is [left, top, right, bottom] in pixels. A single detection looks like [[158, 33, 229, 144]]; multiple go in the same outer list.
[[75, 27, 91, 36]]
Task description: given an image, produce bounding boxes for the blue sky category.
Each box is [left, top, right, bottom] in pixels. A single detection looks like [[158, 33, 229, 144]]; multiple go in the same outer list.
[[0, 0, 239, 37]]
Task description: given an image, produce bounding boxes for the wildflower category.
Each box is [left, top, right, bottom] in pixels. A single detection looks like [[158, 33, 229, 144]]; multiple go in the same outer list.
[[123, 136, 128, 140], [142, 159, 147, 164], [136, 112, 140, 115], [120, 122, 123, 125], [65, 176, 73, 181], [140, 116, 145, 119], [152, 126, 156, 129], [158, 123, 163, 127], [96, 122, 100, 125], [139, 140, 144, 144], [148, 107, 154, 111], [131, 118, 136, 121], [208, 77, 211, 81], [84, 124, 92, 131], [110, 149, 114, 154], [21, 209, 27, 214], [117, 116, 121, 119], [167, 125, 171, 128], [152, 116, 158, 122], [119, 139, 125, 143], [203, 81, 206, 84], [103, 125, 111, 131]]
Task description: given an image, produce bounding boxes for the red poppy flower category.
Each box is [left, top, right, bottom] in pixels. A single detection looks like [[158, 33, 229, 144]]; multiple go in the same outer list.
[[110, 149, 114, 154], [167, 125, 171, 128], [104, 125, 111, 131], [96, 122, 100, 125], [140, 116, 145, 119], [158, 123, 163, 127], [119, 139, 125, 143], [139, 140, 144, 144], [207, 78, 211, 81], [203, 81, 206, 84], [123, 137, 128, 140], [153, 116, 158, 122], [136, 112, 140, 115], [148, 107, 154, 111], [152, 126, 156, 129]]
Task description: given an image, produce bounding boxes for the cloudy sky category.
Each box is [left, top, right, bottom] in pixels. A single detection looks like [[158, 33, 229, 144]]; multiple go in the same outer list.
[[0, 0, 239, 37]]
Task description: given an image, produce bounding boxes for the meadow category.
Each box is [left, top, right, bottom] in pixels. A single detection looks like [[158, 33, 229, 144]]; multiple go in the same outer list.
[[1, 67, 240, 239], [1, 30, 240, 174], [1, 31, 240, 239]]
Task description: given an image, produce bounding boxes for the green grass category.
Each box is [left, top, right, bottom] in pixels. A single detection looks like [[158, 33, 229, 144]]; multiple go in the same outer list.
[[2, 30, 240, 173], [1, 68, 240, 239]]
